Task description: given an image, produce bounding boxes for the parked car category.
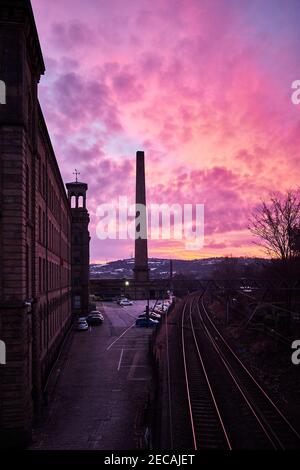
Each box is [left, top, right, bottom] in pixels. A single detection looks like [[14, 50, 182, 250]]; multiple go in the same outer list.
[[138, 309, 161, 320], [87, 311, 104, 325], [87, 315, 103, 325], [78, 316, 87, 322], [75, 319, 89, 331], [152, 307, 164, 315], [119, 299, 133, 306], [135, 317, 159, 327], [150, 312, 161, 320], [89, 310, 104, 318], [153, 302, 168, 313]]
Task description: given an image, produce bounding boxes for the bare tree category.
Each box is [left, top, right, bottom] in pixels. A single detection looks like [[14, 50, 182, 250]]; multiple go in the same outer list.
[[249, 190, 300, 260]]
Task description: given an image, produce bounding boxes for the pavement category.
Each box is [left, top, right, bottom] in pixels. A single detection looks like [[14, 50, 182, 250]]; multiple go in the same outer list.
[[30, 300, 157, 450]]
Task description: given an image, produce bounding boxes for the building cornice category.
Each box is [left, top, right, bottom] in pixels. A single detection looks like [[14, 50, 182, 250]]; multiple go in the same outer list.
[[0, 0, 45, 79]]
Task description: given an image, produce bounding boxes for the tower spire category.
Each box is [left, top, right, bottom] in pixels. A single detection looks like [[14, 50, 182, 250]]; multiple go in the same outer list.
[[73, 169, 80, 183]]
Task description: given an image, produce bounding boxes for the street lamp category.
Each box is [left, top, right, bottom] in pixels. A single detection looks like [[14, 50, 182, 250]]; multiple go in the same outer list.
[[124, 280, 130, 300]]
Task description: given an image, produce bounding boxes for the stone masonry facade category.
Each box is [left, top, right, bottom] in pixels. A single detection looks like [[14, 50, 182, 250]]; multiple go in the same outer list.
[[0, 0, 74, 448]]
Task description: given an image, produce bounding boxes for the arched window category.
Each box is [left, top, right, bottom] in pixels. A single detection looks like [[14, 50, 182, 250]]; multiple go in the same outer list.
[[0, 80, 6, 104], [0, 340, 6, 365], [71, 195, 76, 208], [78, 195, 84, 208]]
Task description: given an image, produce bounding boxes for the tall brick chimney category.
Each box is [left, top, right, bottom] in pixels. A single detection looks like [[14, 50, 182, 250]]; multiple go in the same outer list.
[[133, 151, 149, 282]]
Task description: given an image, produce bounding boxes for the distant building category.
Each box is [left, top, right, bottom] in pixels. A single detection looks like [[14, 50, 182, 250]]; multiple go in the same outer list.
[[0, 0, 79, 448]]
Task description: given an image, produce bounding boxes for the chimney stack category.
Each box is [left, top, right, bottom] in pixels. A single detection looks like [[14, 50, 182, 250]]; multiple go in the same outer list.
[[133, 151, 149, 282]]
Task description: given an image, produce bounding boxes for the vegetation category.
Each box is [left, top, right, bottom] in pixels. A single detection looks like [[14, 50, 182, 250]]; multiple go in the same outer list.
[[249, 189, 300, 261]]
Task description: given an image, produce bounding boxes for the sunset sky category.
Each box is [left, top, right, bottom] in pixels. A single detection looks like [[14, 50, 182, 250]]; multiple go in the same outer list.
[[31, 0, 300, 263]]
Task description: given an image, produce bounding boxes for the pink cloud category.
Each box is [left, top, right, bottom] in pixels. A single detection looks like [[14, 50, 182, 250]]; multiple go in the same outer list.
[[30, 0, 300, 261]]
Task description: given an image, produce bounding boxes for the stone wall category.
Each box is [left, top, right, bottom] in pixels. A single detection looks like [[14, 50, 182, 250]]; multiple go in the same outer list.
[[0, 0, 72, 448]]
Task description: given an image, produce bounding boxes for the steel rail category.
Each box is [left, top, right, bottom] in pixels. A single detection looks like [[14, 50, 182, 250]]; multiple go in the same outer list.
[[200, 294, 300, 449], [181, 297, 232, 449], [194, 296, 279, 449]]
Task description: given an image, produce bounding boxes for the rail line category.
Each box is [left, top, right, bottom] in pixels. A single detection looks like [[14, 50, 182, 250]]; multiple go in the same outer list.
[[181, 297, 232, 450], [196, 293, 300, 449]]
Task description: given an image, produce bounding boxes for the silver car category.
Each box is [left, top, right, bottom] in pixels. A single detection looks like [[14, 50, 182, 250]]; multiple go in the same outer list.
[[76, 319, 89, 331]]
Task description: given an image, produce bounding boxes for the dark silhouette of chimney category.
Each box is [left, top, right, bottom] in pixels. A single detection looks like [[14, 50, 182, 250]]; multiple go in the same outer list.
[[133, 151, 149, 282]]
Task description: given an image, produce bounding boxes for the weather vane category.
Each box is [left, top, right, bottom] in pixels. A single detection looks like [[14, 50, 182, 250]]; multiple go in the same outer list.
[[73, 169, 80, 182]]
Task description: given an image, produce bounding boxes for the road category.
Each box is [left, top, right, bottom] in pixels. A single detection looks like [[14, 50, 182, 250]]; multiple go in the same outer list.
[[30, 300, 157, 450]]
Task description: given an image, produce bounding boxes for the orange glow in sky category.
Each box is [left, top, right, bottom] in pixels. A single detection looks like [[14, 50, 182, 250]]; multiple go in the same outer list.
[[31, 0, 300, 262]]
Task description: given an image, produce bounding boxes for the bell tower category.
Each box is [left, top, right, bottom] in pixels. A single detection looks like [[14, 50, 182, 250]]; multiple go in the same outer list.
[[66, 171, 90, 316]]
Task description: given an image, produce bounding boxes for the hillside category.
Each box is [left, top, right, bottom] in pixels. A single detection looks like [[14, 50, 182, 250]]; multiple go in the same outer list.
[[90, 257, 264, 279]]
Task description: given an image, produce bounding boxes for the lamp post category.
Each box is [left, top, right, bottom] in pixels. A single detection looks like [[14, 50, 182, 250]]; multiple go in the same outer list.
[[124, 280, 129, 299]]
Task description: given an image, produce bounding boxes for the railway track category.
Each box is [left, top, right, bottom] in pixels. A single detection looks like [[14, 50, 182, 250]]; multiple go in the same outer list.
[[181, 297, 232, 450], [179, 293, 300, 449], [198, 294, 300, 449]]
